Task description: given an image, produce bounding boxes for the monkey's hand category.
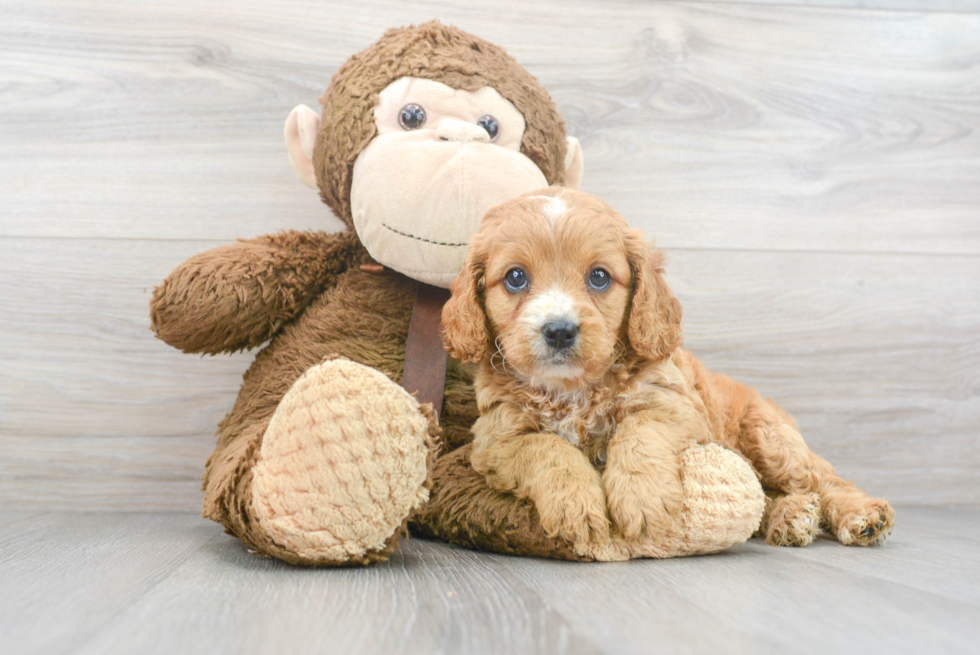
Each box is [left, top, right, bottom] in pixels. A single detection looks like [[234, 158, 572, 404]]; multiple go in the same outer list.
[[150, 230, 361, 354]]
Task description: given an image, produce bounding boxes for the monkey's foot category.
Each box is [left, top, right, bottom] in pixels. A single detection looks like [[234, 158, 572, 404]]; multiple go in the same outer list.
[[249, 358, 437, 565], [588, 443, 766, 560]]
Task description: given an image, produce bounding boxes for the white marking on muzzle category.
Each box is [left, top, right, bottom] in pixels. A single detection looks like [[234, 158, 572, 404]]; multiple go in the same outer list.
[[522, 287, 579, 364], [523, 287, 577, 330]]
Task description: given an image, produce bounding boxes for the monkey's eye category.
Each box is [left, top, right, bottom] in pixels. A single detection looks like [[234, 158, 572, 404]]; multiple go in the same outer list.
[[503, 267, 528, 293], [477, 115, 499, 142], [398, 104, 426, 130], [588, 268, 611, 292]]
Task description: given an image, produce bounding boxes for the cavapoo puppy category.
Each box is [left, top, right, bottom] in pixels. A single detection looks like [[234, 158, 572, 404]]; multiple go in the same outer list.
[[441, 187, 894, 551]]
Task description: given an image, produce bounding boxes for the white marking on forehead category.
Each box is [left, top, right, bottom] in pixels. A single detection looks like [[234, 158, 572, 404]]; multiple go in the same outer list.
[[541, 198, 567, 227], [527, 195, 567, 228]]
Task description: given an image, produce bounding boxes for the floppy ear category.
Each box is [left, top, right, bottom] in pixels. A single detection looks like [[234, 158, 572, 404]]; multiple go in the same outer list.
[[441, 254, 489, 363], [625, 230, 683, 361]]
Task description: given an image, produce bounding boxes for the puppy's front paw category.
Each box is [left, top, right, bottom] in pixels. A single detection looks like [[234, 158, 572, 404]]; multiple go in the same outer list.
[[534, 472, 610, 549], [605, 471, 683, 542], [832, 499, 895, 546]]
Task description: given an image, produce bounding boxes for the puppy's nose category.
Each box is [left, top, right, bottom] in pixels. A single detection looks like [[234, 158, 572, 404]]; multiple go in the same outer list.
[[542, 322, 578, 350]]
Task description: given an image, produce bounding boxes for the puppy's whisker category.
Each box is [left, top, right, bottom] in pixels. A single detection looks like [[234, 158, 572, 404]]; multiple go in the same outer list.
[[614, 337, 629, 362], [491, 332, 511, 375]]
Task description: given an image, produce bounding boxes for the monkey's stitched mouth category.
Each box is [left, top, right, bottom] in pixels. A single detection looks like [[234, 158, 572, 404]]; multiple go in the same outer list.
[[381, 223, 468, 247]]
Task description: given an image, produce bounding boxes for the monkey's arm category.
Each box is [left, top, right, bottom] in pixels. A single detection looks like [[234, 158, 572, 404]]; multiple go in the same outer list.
[[150, 229, 362, 354]]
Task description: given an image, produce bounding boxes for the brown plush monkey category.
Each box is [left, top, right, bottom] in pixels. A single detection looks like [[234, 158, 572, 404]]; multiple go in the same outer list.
[[150, 21, 764, 566]]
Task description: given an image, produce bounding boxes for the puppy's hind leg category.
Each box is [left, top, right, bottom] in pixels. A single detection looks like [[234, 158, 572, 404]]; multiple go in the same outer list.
[[758, 490, 821, 547], [737, 396, 894, 547], [819, 476, 895, 547]]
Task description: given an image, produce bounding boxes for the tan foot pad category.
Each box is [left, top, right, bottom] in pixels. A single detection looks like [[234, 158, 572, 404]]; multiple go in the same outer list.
[[251, 359, 432, 563]]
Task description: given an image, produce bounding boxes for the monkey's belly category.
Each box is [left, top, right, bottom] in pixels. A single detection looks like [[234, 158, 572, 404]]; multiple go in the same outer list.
[[283, 268, 416, 381], [225, 267, 475, 449]]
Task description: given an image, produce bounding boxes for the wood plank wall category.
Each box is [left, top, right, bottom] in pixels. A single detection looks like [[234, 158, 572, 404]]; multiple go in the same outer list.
[[1, 0, 977, 510]]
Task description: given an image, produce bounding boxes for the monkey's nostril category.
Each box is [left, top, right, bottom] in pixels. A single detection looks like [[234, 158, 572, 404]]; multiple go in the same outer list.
[[542, 322, 578, 350], [435, 119, 491, 143]]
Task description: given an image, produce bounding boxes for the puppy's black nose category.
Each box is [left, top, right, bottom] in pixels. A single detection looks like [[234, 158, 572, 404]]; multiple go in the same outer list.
[[542, 322, 578, 350]]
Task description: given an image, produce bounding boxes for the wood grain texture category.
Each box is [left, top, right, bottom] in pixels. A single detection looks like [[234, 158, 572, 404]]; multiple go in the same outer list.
[[1, 0, 978, 253], [0, 0, 977, 511], [1, 509, 978, 655], [0, 238, 251, 510]]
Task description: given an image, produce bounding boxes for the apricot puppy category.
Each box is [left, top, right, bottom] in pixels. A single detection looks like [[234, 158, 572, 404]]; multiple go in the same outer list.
[[442, 187, 894, 552]]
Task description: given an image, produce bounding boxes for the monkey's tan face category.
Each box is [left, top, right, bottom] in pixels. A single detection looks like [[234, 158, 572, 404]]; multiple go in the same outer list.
[[350, 77, 549, 287]]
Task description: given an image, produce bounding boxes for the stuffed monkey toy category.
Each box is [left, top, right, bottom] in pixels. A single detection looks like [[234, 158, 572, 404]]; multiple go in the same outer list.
[[150, 21, 764, 565]]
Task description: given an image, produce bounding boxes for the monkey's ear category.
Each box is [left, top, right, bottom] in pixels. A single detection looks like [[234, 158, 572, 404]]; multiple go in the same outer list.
[[284, 105, 320, 190], [563, 136, 584, 190]]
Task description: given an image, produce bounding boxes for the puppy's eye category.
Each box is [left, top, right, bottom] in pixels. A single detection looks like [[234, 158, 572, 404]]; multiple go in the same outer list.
[[588, 268, 611, 291], [477, 115, 499, 141], [503, 267, 528, 293], [398, 104, 426, 130]]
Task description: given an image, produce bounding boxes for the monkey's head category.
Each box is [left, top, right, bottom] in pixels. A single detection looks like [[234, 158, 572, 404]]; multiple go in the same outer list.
[[284, 21, 583, 287]]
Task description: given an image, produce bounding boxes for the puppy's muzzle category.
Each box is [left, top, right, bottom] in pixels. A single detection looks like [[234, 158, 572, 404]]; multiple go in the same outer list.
[[542, 321, 578, 351]]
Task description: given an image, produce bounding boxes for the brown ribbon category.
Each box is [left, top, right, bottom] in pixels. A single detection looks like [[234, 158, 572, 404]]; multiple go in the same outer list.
[[401, 282, 451, 418]]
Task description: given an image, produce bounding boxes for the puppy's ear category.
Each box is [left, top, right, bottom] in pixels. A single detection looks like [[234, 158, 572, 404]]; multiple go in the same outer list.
[[625, 230, 683, 361], [441, 252, 489, 363]]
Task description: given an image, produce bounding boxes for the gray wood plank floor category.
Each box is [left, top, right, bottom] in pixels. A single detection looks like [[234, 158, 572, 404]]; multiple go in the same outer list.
[[1, 507, 978, 655]]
